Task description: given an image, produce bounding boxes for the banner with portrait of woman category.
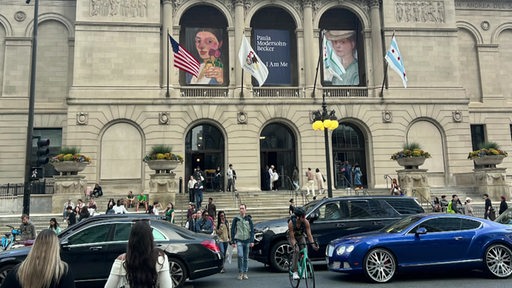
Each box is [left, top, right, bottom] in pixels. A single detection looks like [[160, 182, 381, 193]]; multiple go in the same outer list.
[[322, 30, 359, 86], [184, 27, 228, 86]]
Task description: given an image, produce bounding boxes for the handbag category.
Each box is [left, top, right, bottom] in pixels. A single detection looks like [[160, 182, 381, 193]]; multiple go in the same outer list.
[[225, 244, 233, 264]]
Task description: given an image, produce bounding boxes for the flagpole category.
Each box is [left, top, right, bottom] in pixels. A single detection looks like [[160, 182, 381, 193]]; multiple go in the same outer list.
[[240, 68, 244, 98], [312, 30, 323, 98], [380, 31, 395, 97], [166, 29, 170, 98], [379, 61, 388, 98]]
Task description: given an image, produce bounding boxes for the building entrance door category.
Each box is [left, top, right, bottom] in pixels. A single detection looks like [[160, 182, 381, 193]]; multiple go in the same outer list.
[[332, 123, 366, 189], [259, 123, 296, 191]]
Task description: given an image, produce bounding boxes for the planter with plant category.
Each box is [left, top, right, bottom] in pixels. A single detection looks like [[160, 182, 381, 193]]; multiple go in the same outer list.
[[50, 146, 90, 175], [143, 144, 183, 173], [468, 142, 507, 168], [391, 142, 431, 169]]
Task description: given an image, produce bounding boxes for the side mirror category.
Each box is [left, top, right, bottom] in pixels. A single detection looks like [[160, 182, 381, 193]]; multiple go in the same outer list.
[[308, 211, 319, 223], [415, 227, 427, 236]]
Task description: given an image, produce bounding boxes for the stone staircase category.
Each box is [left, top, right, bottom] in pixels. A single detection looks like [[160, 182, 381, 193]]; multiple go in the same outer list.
[[0, 187, 490, 236]]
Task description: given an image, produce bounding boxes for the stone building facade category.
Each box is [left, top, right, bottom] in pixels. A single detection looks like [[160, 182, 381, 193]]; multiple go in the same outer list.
[[0, 0, 511, 196]]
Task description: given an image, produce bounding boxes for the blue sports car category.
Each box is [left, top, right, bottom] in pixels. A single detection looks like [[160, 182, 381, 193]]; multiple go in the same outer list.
[[326, 213, 512, 283]]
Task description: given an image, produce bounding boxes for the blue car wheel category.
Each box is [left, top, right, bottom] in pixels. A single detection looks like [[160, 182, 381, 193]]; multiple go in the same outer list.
[[485, 244, 512, 279], [363, 248, 396, 283]]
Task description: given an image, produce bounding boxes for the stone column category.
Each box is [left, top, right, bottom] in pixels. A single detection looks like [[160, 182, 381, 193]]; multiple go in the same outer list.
[[234, 0, 245, 97], [370, 0, 383, 91], [149, 172, 178, 207], [397, 169, 431, 201], [162, 0, 173, 94], [52, 175, 87, 213], [302, 0, 314, 93], [474, 168, 508, 201]]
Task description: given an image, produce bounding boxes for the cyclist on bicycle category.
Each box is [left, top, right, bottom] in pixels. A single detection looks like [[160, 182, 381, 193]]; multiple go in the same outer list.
[[288, 207, 318, 280]]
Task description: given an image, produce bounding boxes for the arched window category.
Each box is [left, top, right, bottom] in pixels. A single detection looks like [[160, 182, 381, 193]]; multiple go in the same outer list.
[[179, 5, 228, 86], [319, 8, 366, 87]]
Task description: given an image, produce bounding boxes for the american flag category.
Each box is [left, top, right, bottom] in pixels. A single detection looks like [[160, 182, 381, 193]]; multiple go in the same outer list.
[[169, 34, 200, 77]]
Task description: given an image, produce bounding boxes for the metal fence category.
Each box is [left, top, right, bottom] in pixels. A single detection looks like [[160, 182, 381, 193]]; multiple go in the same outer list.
[[0, 180, 54, 196]]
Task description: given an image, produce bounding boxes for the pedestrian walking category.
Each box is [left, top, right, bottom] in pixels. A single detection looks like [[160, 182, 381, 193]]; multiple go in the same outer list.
[[305, 168, 315, 196], [231, 204, 254, 280], [227, 164, 236, 192], [499, 195, 509, 215], [484, 193, 494, 220], [216, 211, 230, 273]]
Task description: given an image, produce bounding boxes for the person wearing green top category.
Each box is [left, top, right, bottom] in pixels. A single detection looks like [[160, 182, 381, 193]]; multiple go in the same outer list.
[[136, 192, 148, 212], [164, 203, 175, 223], [48, 218, 61, 234]]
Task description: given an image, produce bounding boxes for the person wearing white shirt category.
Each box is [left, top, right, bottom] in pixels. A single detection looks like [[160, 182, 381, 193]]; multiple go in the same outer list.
[[112, 199, 128, 214]]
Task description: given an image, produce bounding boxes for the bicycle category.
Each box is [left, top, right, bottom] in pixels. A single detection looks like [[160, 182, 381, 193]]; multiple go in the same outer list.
[[0, 225, 21, 251], [288, 242, 316, 288]]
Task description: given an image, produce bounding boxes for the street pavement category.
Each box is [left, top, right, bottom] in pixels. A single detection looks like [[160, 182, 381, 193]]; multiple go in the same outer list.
[[182, 259, 512, 288]]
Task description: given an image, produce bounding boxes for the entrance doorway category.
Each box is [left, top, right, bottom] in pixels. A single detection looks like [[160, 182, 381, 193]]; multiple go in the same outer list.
[[260, 123, 296, 191], [185, 124, 224, 191], [331, 123, 366, 189]]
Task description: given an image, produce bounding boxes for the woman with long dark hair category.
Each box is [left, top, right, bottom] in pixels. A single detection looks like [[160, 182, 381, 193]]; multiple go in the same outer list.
[[104, 220, 172, 288], [216, 210, 230, 273], [0, 229, 75, 288]]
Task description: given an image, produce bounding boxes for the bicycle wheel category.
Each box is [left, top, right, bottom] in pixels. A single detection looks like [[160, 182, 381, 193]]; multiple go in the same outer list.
[[288, 253, 300, 288], [304, 259, 315, 288]]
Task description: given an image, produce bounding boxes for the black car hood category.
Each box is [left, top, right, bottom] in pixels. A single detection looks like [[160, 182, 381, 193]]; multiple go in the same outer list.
[[254, 217, 290, 234]]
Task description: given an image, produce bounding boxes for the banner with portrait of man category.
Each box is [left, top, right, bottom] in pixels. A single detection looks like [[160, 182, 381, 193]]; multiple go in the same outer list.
[[183, 27, 228, 86], [322, 30, 359, 86]]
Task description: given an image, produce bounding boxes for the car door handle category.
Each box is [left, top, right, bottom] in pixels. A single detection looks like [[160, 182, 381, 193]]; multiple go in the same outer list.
[[336, 223, 345, 228], [454, 237, 463, 240], [89, 246, 103, 251]]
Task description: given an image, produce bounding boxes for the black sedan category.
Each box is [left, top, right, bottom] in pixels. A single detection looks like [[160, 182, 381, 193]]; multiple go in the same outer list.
[[0, 214, 223, 288]]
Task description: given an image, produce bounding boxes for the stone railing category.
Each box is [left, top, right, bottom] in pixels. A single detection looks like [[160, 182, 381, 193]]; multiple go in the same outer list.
[[179, 87, 230, 98]]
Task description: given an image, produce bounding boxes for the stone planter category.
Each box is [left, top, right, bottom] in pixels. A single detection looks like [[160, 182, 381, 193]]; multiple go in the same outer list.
[[473, 155, 506, 168], [146, 160, 181, 173], [51, 161, 89, 175], [396, 157, 426, 169]]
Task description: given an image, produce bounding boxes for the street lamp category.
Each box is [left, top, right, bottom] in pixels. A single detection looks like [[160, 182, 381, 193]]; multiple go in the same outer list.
[[311, 92, 339, 198]]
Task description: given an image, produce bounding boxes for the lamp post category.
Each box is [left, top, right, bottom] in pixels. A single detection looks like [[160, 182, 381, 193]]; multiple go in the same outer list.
[[312, 92, 339, 198]]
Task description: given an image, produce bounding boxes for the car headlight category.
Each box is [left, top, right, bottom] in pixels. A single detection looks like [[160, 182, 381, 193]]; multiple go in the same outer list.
[[336, 245, 354, 256], [253, 227, 269, 242]]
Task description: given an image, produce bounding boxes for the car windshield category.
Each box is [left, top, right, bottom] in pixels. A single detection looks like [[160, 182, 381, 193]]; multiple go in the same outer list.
[[495, 208, 512, 225], [304, 201, 319, 215], [383, 215, 424, 233]]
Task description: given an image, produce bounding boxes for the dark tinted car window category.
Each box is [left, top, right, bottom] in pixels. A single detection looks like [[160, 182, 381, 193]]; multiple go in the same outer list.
[[460, 218, 481, 230], [369, 200, 399, 217], [68, 224, 111, 245], [113, 223, 168, 241], [384, 198, 424, 215], [346, 200, 371, 219], [113, 223, 131, 241], [413, 218, 461, 233], [317, 201, 342, 221]]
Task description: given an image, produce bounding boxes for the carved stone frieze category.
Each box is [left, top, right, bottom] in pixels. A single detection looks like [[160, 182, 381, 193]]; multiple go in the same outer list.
[[90, 0, 148, 17], [455, 0, 512, 10], [14, 11, 26, 22], [395, 0, 445, 23], [76, 112, 88, 125]]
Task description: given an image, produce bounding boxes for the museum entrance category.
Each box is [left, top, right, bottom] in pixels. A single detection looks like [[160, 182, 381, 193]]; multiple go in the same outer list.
[[259, 123, 296, 191], [185, 123, 224, 192], [332, 123, 366, 189]]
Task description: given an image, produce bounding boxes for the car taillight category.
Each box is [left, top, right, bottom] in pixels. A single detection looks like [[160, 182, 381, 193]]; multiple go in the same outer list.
[[201, 239, 220, 253]]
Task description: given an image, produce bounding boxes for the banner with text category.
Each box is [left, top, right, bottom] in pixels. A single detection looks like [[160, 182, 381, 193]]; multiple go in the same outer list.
[[254, 29, 291, 85]]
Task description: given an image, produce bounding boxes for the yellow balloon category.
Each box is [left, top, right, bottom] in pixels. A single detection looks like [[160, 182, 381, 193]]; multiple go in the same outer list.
[[323, 119, 331, 129], [331, 120, 339, 130]]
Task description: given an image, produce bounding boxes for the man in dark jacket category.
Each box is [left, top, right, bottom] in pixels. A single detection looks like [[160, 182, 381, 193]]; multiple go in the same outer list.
[[19, 214, 36, 241]]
